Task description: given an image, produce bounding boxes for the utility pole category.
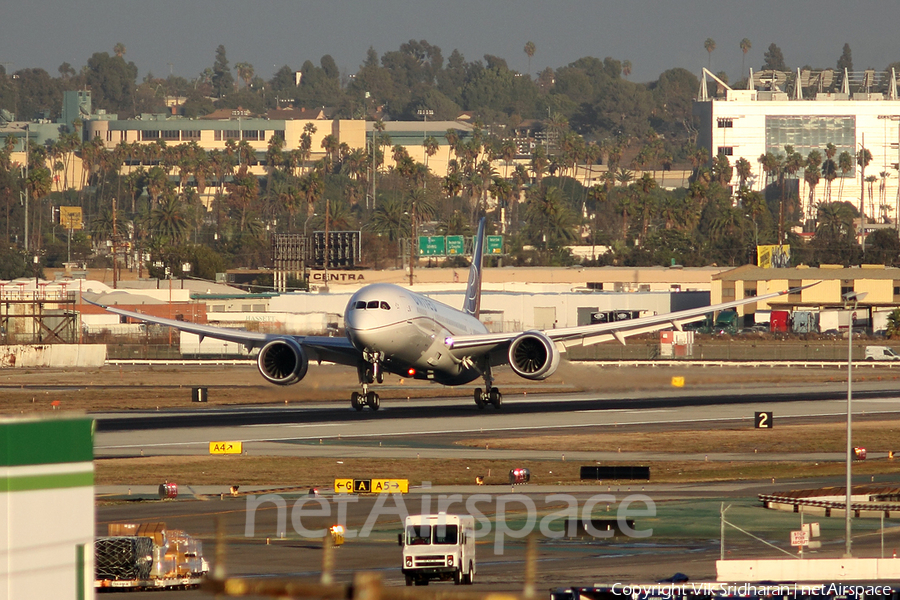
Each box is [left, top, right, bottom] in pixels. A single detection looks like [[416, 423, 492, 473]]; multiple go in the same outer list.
[[24, 123, 29, 253], [323, 199, 330, 292], [409, 196, 416, 287], [112, 198, 118, 289]]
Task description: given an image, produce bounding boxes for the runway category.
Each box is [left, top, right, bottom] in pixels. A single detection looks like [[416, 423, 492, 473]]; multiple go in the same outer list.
[[94, 384, 900, 458]]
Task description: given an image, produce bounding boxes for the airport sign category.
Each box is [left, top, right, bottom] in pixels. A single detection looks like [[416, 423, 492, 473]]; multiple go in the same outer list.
[[209, 441, 242, 454], [790, 530, 809, 546], [755, 412, 773, 428], [334, 478, 408, 494]]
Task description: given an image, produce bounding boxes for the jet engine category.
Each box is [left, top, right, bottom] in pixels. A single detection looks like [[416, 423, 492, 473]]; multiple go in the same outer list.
[[508, 331, 560, 380], [257, 338, 309, 385]]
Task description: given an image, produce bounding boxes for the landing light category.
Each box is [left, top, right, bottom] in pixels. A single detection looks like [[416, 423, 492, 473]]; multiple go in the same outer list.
[[444, 337, 454, 347]]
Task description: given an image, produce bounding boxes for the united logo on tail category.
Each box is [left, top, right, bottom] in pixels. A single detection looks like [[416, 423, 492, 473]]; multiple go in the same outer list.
[[462, 218, 485, 318]]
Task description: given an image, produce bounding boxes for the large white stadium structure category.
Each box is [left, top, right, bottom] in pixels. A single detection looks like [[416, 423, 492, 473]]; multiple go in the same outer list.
[[694, 67, 900, 233]]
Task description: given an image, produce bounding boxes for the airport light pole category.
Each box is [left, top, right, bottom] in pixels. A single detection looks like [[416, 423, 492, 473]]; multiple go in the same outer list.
[[842, 290, 867, 557]]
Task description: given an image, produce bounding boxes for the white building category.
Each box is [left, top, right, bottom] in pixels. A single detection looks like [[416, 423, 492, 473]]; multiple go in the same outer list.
[[694, 68, 900, 228]]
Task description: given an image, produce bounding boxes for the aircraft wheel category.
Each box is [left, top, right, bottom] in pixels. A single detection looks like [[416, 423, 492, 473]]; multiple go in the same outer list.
[[489, 387, 502, 409], [351, 392, 364, 412], [376, 370, 384, 384], [474, 388, 485, 409], [366, 391, 380, 411]]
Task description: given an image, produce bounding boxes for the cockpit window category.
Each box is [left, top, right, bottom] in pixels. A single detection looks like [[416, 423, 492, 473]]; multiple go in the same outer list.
[[380, 301, 391, 310], [366, 300, 380, 309], [355, 301, 367, 310]]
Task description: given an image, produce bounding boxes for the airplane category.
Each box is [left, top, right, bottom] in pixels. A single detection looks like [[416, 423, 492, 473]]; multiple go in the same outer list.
[[93, 218, 809, 412]]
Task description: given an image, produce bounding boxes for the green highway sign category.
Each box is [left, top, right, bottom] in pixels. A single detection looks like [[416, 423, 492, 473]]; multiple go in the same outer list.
[[446, 235, 465, 255], [418, 236, 445, 256], [486, 235, 503, 255]]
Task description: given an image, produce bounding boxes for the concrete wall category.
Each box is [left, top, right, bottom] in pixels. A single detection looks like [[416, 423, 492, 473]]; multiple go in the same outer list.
[[717, 557, 900, 582], [0, 345, 106, 368]]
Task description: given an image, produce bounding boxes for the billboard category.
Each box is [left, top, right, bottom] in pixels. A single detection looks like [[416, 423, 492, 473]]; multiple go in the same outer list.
[[59, 206, 83, 230], [757, 245, 790, 268]]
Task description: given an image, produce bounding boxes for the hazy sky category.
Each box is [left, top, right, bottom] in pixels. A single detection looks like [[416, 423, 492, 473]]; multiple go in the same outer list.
[[5, 0, 900, 85]]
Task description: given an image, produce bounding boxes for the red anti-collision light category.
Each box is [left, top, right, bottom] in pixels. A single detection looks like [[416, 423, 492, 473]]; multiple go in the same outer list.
[[408, 368, 416, 376]]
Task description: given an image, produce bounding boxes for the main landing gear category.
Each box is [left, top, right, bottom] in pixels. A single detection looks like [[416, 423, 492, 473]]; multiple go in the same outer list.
[[352, 359, 384, 411], [474, 366, 502, 409]]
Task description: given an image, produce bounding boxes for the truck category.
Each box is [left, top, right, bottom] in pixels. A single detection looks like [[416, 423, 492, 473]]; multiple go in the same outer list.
[[399, 514, 475, 586], [95, 522, 208, 591], [865, 346, 900, 361]]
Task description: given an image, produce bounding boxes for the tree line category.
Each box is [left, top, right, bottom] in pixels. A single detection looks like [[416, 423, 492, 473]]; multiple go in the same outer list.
[[1, 40, 900, 280]]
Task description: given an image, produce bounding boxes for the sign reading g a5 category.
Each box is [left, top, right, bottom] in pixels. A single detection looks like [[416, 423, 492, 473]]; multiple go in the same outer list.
[[209, 441, 243, 454], [334, 478, 409, 494]]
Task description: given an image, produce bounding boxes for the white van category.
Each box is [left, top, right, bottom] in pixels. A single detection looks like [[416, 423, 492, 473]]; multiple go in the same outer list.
[[399, 514, 475, 586], [865, 346, 900, 361]]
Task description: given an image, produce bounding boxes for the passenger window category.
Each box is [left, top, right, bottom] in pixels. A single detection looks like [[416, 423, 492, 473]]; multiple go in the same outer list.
[[367, 300, 379, 309], [355, 301, 367, 310], [380, 301, 390, 310]]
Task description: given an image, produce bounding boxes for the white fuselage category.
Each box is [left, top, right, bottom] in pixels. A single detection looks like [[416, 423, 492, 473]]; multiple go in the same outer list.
[[344, 283, 489, 385]]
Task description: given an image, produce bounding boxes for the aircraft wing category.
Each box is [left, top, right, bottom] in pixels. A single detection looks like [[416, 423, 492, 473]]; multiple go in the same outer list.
[[447, 284, 815, 353], [92, 302, 360, 366]]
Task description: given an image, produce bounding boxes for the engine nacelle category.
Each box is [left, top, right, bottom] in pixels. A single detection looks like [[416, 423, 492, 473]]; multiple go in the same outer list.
[[508, 331, 560, 380], [257, 338, 309, 385]]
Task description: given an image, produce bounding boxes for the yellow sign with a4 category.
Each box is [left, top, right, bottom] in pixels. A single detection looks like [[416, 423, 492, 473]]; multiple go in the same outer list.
[[209, 441, 242, 455]]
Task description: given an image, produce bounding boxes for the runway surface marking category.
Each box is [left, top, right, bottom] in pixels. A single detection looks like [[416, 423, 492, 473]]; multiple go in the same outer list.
[[94, 407, 900, 450]]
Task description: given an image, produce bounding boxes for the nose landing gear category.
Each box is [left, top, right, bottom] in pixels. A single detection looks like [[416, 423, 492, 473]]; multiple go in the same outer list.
[[352, 359, 382, 411]]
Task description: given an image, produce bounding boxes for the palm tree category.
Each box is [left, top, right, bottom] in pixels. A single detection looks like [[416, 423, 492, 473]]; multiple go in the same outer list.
[[622, 60, 632, 79], [444, 128, 459, 169], [366, 196, 410, 266], [525, 186, 576, 251], [150, 195, 188, 243], [857, 146, 873, 221], [114, 42, 126, 58], [635, 173, 659, 240], [423, 136, 440, 175], [298, 170, 323, 217], [837, 150, 853, 203], [804, 150, 823, 222], [530, 145, 548, 185], [739, 38, 752, 79], [822, 143, 838, 202], [735, 157, 752, 190], [524, 41, 536, 76], [704, 38, 716, 70], [234, 62, 254, 88]]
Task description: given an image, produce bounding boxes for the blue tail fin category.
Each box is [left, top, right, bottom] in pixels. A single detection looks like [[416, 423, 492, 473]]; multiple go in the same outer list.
[[463, 218, 486, 318]]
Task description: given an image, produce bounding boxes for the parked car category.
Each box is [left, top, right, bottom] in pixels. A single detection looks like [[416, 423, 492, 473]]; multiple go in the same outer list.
[[865, 346, 900, 361]]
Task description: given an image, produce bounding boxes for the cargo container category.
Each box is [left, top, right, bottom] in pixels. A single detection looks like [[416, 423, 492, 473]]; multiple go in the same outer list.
[[770, 310, 790, 333], [95, 523, 208, 590], [792, 311, 819, 334]]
